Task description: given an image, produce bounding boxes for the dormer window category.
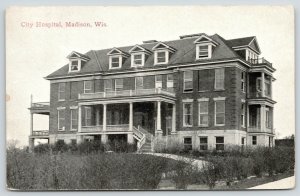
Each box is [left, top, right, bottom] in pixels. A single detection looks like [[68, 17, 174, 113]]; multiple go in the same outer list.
[[70, 60, 79, 71], [132, 53, 144, 67], [129, 45, 151, 67], [67, 51, 90, 73], [156, 51, 167, 64], [107, 48, 129, 69], [109, 56, 122, 69], [152, 42, 176, 65], [194, 34, 218, 60]]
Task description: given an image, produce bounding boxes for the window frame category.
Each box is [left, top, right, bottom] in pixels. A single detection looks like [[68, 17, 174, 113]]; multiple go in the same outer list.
[[85, 107, 92, 126], [183, 137, 193, 151], [214, 68, 225, 90], [252, 135, 257, 145], [69, 59, 80, 72], [196, 44, 212, 60], [84, 80, 93, 94], [58, 109, 65, 131], [199, 136, 208, 151], [183, 70, 193, 92], [131, 53, 145, 67], [70, 109, 78, 131], [115, 78, 124, 91], [154, 50, 168, 65], [215, 136, 225, 151], [198, 100, 209, 127], [109, 55, 122, 69], [135, 76, 143, 90], [167, 74, 174, 90], [183, 102, 193, 127], [241, 103, 246, 128], [58, 83, 66, 101], [214, 99, 225, 126], [241, 72, 246, 93], [155, 75, 163, 89], [104, 79, 113, 92]]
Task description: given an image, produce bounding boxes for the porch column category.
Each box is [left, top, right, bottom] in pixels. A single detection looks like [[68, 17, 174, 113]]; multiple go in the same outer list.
[[29, 138, 34, 153], [101, 134, 108, 144], [247, 104, 250, 128], [78, 105, 82, 132], [171, 104, 176, 134], [260, 104, 266, 132], [103, 104, 107, 131], [96, 106, 100, 126], [30, 113, 33, 135], [156, 101, 162, 134], [129, 102, 133, 131], [261, 72, 265, 97]]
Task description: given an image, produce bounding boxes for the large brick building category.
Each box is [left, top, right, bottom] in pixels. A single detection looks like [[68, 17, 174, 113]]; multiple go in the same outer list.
[[28, 33, 276, 151]]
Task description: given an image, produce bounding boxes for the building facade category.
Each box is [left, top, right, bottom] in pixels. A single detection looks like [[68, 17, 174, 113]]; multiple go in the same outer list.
[[28, 33, 276, 151]]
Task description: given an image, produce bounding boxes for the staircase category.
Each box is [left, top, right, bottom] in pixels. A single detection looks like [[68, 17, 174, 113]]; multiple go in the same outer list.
[[133, 126, 153, 152]]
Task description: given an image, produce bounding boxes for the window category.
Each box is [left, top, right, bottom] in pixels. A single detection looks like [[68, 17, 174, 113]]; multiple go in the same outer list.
[[183, 137, 192, 151], [115, 79, 123, 91], [198, 101, 209, 126], [252, 136, 257, 145], [241, 103, 245, 127], [214, 68, 225, 90], [132, 53, 144, 67], [184, 70, 193, 92], [266, 108, 272, 128], [183, 102, 193, 127], [155, 51, 167, 64], [104, 79, 113, 92], [269, 136, 273, 147], [216, 137, 224, 150], [167, 74, 174, 91], [198, 69, 209, 91], [215, 100, 225, 126], [199, 137, 208, 150], [110, 56, 121, 69], [71, 109, 78, 131], [241, 72, 245, 92], [241, 137, 245, 146], [71, 139, 77, 145], [70, 60, 79, 71], [58, 109, 65, 131], [84, 80, 93, 94], [135, 76, 143, 89], [155, 75, 163, 88], [58, 83, 65, 101], [265, 76, 271, 97], [196, 44, 210, 59], [85, 107, 92, 126]]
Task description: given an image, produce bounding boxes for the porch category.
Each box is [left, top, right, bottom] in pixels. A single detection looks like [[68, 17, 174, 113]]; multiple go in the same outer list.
[[248, 72, 273, 99], [247, 104, 274, 134]]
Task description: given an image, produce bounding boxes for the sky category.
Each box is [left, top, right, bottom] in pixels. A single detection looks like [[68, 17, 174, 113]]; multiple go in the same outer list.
[[6, 6, 295, 147]]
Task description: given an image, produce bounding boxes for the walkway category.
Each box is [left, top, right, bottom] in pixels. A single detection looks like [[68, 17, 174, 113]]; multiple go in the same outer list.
[[142, 152, 208, 170], [249, 176, 295, 189]]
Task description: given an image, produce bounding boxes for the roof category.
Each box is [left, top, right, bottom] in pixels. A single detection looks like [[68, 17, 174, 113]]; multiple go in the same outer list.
[[226, 36, 261, 54], [46, 33, 253, 79]]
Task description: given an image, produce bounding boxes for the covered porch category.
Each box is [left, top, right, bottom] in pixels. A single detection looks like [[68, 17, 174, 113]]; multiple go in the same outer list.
[[247, 103, 274, 133]]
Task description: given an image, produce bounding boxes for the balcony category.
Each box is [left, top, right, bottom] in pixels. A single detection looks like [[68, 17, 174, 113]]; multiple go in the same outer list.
[[248, 57, 273, 68], [78, 88, 176, 101], [29, 102, 50, 115], [30, 130, 49, 138], [81, 124, 130, 133]]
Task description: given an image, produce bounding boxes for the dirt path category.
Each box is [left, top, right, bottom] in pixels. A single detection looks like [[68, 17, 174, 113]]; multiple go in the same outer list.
[[142, 152, 208, 170]]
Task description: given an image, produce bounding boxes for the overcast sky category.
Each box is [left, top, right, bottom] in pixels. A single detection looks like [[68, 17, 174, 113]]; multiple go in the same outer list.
[[6, 6, 294, 147]]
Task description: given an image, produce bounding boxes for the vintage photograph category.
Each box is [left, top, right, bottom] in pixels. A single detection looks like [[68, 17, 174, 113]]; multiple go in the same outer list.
[[6, 6, 295, 190]]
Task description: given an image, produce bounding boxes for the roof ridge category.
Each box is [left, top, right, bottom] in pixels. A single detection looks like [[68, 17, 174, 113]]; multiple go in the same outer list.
[[212, 34, 240, 58]]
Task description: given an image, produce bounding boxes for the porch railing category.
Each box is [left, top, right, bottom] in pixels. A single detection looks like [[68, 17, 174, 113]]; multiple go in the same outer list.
[[79, 88, 175, 100], [81, 124, 129, 132], [247, 57, 273, 68], [133, 126, 146, 150], [31, 130, 49, 136]]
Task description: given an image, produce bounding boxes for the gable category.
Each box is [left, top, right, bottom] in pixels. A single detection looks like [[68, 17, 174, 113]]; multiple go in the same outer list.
[[194, 35, 219, 46], [249, 38, 261, 54], [107, 48, 123, 55]]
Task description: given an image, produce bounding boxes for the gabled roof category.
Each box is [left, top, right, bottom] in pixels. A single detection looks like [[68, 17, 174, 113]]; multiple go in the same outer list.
[[226, 36, 261, 54], [193, 34, 219, 46], [107, 47, 129, 57], [67, 51, 90, 60], [46, 33, 253, 79], [152, 42, 176, 52], [128, 45, 152, 54]]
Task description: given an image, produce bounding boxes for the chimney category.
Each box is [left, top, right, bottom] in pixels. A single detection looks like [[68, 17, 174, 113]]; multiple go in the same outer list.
[[142, 40, 158, 44]]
